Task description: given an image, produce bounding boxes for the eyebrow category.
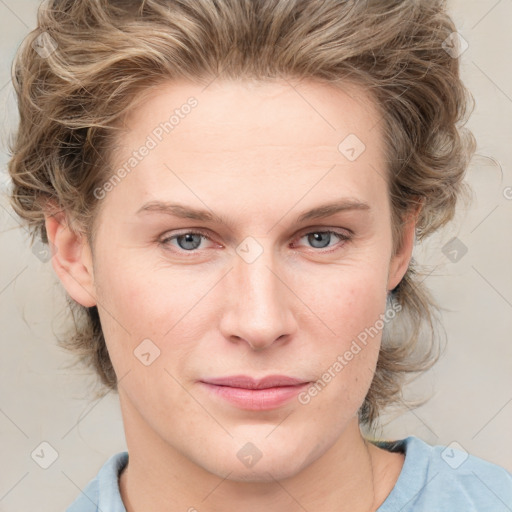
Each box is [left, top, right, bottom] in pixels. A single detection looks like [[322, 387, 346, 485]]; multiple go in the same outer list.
[[295, 199, 370, 223], [136, 198, 371, 227]]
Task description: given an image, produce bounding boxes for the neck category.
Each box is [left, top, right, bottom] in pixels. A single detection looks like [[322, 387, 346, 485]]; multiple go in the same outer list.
[[117, 400, 401, 512]]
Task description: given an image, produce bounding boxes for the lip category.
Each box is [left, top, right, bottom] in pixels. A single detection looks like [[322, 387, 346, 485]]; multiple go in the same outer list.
[[200, 374, 310, 411]]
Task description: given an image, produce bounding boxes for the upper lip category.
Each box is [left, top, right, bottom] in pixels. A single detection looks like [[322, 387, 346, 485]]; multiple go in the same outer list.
[[201, 375, 308, 389]]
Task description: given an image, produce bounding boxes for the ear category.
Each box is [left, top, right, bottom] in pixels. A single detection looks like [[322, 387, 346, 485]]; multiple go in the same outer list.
[[387, 206, 420, 292], [44, 210, 97, 307]]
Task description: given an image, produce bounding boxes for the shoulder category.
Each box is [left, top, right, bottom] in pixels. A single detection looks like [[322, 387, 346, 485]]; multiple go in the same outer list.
[[372, 436, 512, 512], [66, 451, 129, 512]]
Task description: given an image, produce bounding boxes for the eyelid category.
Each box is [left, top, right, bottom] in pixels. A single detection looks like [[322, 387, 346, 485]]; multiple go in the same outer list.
[[294, 225, 353, 239], [291, 229, 351, 253], [159, 225, 352, 242], [158, 228, 217, 246], [158, 226, 352, 254]]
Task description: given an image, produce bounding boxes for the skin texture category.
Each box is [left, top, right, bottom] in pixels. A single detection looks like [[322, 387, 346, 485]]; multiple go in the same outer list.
[[45, 78, 417, 511]]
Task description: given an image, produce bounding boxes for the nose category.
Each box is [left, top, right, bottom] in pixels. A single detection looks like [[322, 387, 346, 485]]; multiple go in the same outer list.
[[219, 246, 297, 351]]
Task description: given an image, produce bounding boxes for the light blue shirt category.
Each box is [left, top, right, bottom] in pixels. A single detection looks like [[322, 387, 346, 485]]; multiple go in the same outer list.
[[66, 435, 512, 511]]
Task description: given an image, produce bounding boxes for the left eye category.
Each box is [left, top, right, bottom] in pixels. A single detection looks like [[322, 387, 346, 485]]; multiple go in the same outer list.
[[296, 230, 349, 250], [161, 232, 212, 251]]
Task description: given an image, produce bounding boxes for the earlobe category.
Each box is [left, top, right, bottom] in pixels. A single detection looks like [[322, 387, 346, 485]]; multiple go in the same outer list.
[[44, 211, 97, 307]]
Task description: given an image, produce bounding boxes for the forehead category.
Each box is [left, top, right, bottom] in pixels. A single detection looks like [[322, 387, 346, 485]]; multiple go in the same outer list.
[[106, 78, 387, 216], [118, 77, 382, 152]]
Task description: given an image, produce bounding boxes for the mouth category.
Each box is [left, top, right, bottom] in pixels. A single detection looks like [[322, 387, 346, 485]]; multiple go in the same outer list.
[[199, 375, 311, 411]]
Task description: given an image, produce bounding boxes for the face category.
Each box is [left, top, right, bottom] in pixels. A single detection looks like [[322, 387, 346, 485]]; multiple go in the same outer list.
[[58, 78, 414, 482]]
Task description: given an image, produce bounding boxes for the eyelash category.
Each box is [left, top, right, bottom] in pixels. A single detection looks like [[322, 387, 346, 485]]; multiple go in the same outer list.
[[158, 228, 352, 255]]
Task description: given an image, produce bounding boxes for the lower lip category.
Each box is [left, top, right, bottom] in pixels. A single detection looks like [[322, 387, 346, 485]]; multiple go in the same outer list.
[[200, 382, 310, 410]]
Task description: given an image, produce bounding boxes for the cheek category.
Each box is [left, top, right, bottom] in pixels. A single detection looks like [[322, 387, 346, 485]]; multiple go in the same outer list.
[[93, 253, 206, 371], [301, 265, 389, 404], [307, 261, 389, 344], [94, 260, 208, 423]]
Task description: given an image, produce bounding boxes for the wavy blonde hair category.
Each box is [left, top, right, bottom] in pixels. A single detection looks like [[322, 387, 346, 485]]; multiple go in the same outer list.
[[8, 0, 475, 428]]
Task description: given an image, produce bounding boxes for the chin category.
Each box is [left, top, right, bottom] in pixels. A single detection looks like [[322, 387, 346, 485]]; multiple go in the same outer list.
[[208, 456, 307, 484], [189, 435, 319, 484]]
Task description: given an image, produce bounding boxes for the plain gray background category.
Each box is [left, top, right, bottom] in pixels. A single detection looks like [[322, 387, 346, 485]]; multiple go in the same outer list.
[[0, 0, 511, 510]]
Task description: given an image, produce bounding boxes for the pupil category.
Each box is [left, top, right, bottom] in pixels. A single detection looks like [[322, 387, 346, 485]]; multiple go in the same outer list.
[[179, 233, 201, 250], [309, 232, 330, 248]]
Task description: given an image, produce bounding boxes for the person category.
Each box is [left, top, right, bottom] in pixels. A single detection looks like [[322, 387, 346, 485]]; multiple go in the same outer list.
[[7, 0, 512, 510]]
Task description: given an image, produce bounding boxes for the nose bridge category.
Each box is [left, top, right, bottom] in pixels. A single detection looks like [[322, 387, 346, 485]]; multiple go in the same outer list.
[[239, 250, 281, 312], [222, 238, 294, 349]]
